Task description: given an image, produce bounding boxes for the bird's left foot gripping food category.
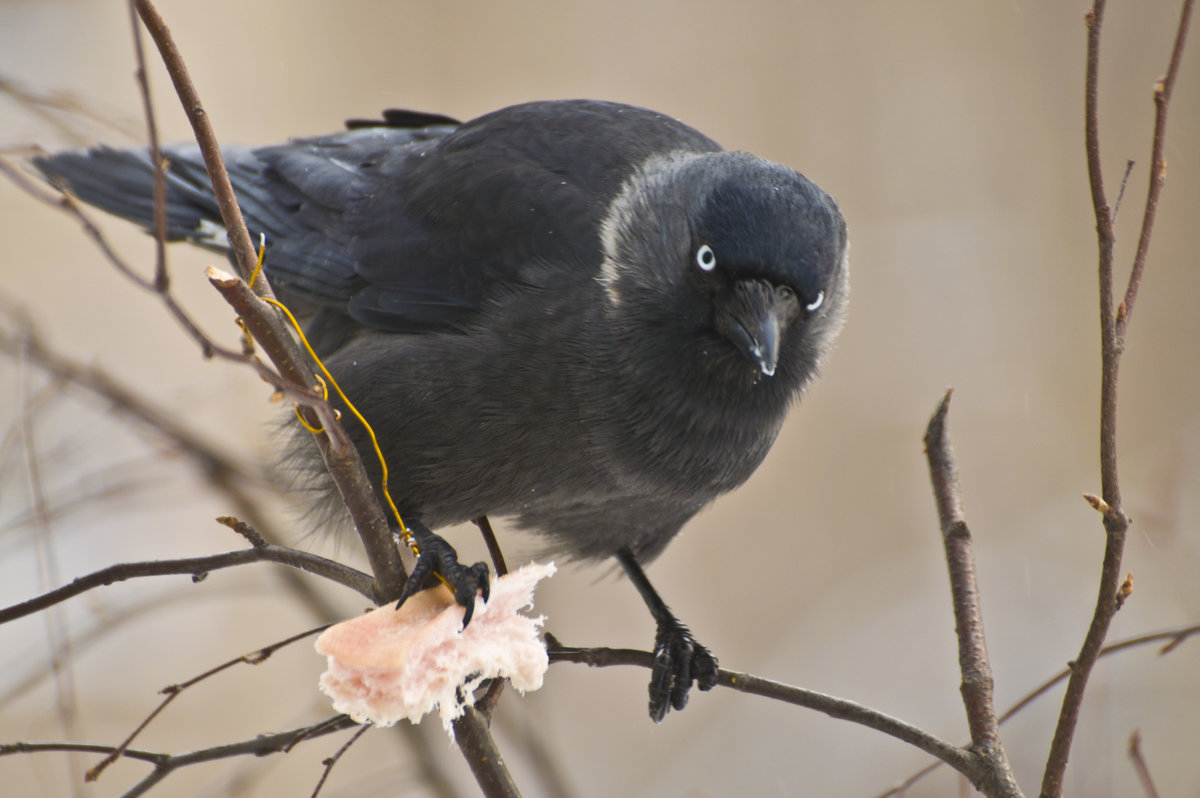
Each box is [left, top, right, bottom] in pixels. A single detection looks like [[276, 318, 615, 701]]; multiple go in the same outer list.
[[396, 521, 491, 628]]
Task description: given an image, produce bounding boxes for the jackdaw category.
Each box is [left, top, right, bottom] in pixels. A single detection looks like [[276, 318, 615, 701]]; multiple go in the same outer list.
[[34, 99, 848, 721]]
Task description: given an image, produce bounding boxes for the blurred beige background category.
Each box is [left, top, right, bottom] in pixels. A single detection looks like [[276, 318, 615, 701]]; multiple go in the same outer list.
[[1, 1, 1198, 796]]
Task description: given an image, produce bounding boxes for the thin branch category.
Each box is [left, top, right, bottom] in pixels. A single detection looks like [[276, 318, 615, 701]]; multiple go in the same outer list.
[[309, 724, 371, 798], [546, 637, 977, 778], [879, 622, 1200, 797], [0, 157, 284, 382], [0, 541, 375, 625], [1127, 730, 1161, 798], [125, 0, 408, 599], [452, 707, 523, 798], [1040, 4, 1192, 795], [0, 77, 142, 143], [0, 741, 164, 766], [0, 298, 455, 797], [87, 622, 333, 781], [17, 342, 85, 795], [127, 0, 169, 291], [0, 585, 265, 706], [2, 718, 360, 798], [0, 306, 352, 623], [1117, 0, 1195, 339], [119, 715, 358, 798], [1112, 160, 1135, 219], [128, 0, 261, 291], [923, 392, 1004, 751], [204, 267, 407, 601]]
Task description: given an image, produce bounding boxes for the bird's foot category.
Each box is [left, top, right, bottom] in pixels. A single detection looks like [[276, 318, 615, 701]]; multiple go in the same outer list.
[[648, 616, 719, 722], [395, 523, 490, 627]]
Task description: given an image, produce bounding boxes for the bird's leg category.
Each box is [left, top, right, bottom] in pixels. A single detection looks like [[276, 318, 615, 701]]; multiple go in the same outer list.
[[395, 519, 490, 627], [616, 548, 719, 722]]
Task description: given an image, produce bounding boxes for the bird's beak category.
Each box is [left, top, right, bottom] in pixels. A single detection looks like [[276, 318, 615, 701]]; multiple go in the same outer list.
[[717, 279, 799, 377]]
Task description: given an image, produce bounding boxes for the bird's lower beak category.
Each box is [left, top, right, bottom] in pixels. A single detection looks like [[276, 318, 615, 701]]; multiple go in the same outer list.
[[718, 280, 799, 377]]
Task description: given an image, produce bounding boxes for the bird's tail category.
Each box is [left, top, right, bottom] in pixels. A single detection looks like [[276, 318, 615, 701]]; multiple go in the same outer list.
[[32, 144, 272, 251]]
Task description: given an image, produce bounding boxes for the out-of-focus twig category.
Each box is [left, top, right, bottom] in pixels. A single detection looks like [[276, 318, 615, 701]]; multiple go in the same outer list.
[[1127, 730, 1161, 798], [2, 715, 359, 798], [85, 622, 334, 782], [879, 620, 1200, 796]]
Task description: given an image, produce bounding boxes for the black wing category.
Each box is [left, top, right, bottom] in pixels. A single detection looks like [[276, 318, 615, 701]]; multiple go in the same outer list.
[[35, 99, 722, 333]]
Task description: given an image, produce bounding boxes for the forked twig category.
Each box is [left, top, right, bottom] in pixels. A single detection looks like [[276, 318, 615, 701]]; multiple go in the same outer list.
[[1040, 3, 1193, 796]]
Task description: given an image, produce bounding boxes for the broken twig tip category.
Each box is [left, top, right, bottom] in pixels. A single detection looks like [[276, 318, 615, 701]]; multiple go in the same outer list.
[[204, 265, 238, 286]]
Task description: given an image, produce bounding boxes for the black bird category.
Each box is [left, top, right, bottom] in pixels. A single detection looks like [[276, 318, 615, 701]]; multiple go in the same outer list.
[[34, 99, 848, 722]]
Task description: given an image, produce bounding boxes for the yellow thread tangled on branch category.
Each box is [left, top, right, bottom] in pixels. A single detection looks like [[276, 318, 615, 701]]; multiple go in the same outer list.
[[247, 234, 416, 553]]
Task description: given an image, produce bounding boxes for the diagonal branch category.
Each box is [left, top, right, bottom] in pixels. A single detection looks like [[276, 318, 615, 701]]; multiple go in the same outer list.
[[546, 637, 976, 778], [86, 622, 334, 782], [1117, 0, 1195, 339], [0, 542, 375, 625], [128, 0, 407, 601]]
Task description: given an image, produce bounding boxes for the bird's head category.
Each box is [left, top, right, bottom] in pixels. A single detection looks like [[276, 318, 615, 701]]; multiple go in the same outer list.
[[598, 150, 848, 392]]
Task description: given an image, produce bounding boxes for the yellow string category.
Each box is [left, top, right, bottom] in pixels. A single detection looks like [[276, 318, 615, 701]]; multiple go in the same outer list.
[[247, 234, 416, 552], [248, 232, 266, 288]]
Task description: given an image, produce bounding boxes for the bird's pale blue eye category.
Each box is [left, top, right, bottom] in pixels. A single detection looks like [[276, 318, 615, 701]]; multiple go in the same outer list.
[[695, 244, 717, 272], [806, 291, 824, 312]]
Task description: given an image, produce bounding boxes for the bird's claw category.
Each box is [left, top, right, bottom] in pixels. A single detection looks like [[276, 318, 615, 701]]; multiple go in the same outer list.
[[648, 617, 718, 722], [395, 526, 490, 628]]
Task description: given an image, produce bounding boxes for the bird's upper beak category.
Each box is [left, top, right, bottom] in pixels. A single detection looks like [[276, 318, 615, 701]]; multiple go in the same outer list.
[[717, 279, 800, 377]]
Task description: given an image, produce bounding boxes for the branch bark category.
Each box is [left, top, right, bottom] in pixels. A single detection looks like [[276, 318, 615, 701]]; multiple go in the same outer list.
[[921, 392, 1020, 797], [0, 542, 375, 625], [129, 0, 408, 602], [1039, 4, 1193, 796], [547, 637, 977, 780]]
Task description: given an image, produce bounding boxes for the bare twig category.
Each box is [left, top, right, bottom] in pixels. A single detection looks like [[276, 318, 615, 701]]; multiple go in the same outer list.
[[1040, 4, 1193, 796], [924, 394, 1001, 745], [0, 541, 375, 625], [0, 77, 142, 143], [128, 0, 262, 291], [1117, 0, 1195, 339], [127, 0, 407, 599], [127, 1, 168, 291], [879, 622, 1200, 797], [126, 8, 517, 793], [119, 715, 358, 798], [0, 157, 281, 379], [546, 636, 976, 777], [2, 719, 361, 796], [309, 724, 371, 798], [1127, 730, 1161, 798], [0, 307, 354, 623], [0, 586, 264, 706], [452, 707, 523, 798], [205, 267, 406, 600], [87, 622, 333, 781], [16, 339, 85, 795], [1112, 160, 1135, 219], [0, 741, 164, 766]]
